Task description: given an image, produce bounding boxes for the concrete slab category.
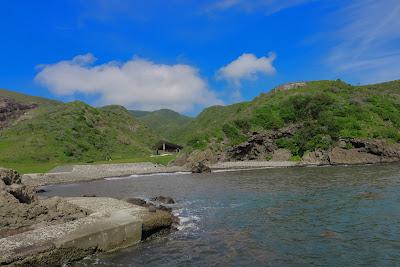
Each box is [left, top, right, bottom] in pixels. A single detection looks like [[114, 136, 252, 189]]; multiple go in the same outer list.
[[0, 197, 171, 266]]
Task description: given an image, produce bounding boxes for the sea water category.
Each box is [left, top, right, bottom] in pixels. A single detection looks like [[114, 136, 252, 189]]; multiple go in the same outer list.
[[43, 163, 400, 266]]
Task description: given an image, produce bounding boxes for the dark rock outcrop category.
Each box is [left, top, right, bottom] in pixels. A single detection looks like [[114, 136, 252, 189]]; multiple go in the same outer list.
[[150, 196, 176, 204], [191, 161, 211, 173], [0, 98, 37, 129], [225, 124, 300, 161], [0, 168, 87, 234], [0, 168, 22, 185], [302, 139, 400, 165], [1, 168, 35, 204]]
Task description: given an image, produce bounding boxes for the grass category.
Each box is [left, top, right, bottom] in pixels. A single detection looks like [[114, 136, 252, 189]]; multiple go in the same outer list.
[[179, 79, 400, 156], [131, 109, 193, 143], [0, 102, 160, 164], [0, 162, 60, 174], [0, 154, 177, 174]]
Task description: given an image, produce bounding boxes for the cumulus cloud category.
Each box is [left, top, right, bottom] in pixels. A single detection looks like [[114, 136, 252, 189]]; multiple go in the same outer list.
[[35, 54, 222, 112], [327, 0, 400, 83], [217, 52, 276, 85]]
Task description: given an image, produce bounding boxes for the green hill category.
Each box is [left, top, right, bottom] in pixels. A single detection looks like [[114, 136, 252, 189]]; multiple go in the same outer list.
[[180, 80, 400, 156], [130, 109, 193, 143], [0, 88, 60, 106], [0, 91, 161, 173]]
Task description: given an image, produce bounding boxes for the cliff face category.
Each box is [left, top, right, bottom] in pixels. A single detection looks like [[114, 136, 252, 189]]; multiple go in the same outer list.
[[0, 98, 37, 129]]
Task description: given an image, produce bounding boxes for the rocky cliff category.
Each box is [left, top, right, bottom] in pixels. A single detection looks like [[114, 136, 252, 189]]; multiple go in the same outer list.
[[0, 97, 37, 129]]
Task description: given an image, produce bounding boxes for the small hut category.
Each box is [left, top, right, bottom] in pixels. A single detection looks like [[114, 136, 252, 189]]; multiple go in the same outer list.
[[155, 140, 183, 154]]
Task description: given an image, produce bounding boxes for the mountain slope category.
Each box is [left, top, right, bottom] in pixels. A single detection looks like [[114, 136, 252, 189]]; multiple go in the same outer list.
[[0, 91, 160, 167], [180, 80, 400, 157], [0, 88, 60, 106], [130, 109, 193, 143]]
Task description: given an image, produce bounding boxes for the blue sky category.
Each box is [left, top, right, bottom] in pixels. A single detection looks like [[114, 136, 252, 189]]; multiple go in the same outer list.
[[1, 0, 399, 115]]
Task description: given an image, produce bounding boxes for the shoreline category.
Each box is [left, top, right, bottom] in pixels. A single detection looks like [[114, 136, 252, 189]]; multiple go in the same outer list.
[[21, 160, 400, 187]]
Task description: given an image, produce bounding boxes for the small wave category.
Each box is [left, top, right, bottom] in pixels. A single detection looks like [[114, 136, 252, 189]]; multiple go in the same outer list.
[[105, 171, 191, 180], [213, 167, 275, 173], [173, 208, 201, 232]]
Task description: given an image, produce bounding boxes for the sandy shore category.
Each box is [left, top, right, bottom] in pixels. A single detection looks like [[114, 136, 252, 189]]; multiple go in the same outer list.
[[21, 161, 308, 187]]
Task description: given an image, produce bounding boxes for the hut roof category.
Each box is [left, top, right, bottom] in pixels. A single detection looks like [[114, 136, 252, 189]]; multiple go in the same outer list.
[[154, 140, 183, 150]]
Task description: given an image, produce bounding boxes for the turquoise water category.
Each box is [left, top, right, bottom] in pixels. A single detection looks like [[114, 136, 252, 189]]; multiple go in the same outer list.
[[44, 163, 400, 266]]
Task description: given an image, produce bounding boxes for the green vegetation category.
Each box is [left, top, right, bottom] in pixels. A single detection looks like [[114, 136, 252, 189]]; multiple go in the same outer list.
[[0, 96, 161, 172], [1, 155, 176, 174], [130, 109, 193, 143], [179, 80, 400, 157], [2, 79, 400, 172], [0, 88, 60, 106]]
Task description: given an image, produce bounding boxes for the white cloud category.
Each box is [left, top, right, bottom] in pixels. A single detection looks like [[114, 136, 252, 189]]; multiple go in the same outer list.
[[217, 52, 276, 85], [35, 54, 222, 112], [327, 0, 400, 83]]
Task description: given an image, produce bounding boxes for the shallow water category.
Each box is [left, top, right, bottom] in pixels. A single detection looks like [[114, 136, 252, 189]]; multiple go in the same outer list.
[[43, 163, 400, 266]]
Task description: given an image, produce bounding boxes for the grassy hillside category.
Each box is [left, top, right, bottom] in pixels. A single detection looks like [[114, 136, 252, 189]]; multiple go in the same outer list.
[[0, 88, 60, 106], [130, 110, 152, 118], [130, 109, 193, 143], [180, 80, 400, 156], [0, 94, 161, 172]]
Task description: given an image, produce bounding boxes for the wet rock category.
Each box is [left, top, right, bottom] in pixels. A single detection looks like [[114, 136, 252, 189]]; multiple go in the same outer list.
[[81, 194, 96, 197], [35, 189, 47, 194], [150, 196, 176, 204], [191, 162, 211, 174], [157, 205, 173, 212], [125, 198, 147, 206]]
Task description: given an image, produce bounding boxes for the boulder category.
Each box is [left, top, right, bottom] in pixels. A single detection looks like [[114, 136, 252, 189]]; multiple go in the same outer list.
[[150, 196, 176, 204], [302, 150, 330, 165], [271, 149, 292, 161], [191, 162, 211, 173], [6, 184, 35, 204], [225, 124, 301, 161], [125, 198, 147, 206], [350, 139, 400, 159], [0, 168, 86, 231], [328, 147, 381, 165], [184, 149, 218, 166], [0, 168, 22, 185]]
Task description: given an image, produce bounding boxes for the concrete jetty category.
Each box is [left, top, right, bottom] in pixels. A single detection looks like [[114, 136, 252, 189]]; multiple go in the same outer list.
[[0, 197, 172, 266]]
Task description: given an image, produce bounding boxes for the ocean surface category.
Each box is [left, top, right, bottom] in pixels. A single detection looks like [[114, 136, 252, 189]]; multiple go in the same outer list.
[[43, 163, 400, 266]]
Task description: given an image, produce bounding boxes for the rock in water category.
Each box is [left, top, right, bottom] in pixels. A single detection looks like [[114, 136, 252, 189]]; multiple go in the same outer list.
[[125, 198, 147, 206], [191, 162, 211, 173], [150, 196, 176, 204]]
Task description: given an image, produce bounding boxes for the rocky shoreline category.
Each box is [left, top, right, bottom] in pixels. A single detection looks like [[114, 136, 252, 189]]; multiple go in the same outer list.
[[0, 168, 177, 266]]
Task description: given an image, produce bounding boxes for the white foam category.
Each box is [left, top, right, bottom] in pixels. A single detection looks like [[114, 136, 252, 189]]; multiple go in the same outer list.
[[104, 171, 191, 180]]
